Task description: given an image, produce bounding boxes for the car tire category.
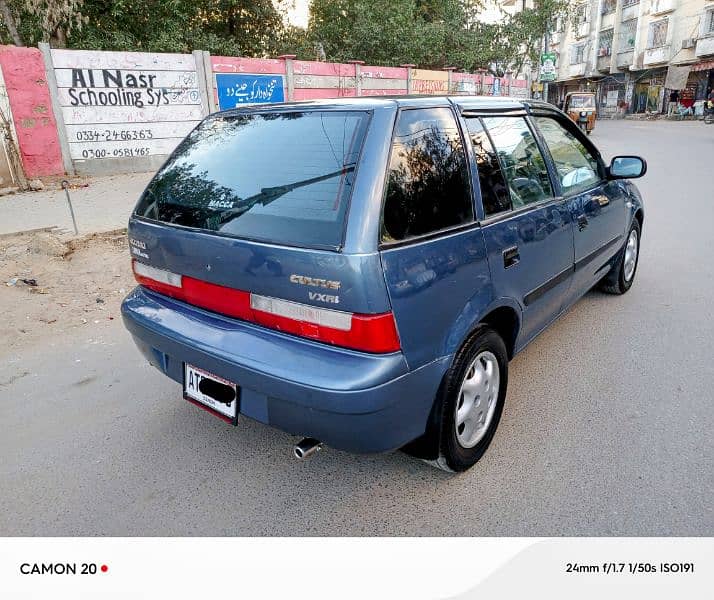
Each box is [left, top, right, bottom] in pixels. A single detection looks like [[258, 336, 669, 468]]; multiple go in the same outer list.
[[411, 326, 509, 473], [599, 219, 641, 295]]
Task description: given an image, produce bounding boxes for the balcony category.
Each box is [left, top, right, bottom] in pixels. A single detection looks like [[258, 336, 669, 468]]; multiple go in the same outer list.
[[576, 21, 590, 39], [616, 50, 635, 68], [569, 63, 587, 77], [695, 35, 714, 57], [643, 44, 671, 65], [597, 55, 612, 72], [650, 0, 675, 16]]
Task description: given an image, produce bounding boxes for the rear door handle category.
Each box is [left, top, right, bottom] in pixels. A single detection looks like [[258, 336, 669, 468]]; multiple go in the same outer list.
[[578, 215, 588, 231], [503, 245, 520, 268]]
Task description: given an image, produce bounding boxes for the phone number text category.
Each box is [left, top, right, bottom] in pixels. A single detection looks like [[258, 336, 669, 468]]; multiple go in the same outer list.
[[75, 129, 154, 142]]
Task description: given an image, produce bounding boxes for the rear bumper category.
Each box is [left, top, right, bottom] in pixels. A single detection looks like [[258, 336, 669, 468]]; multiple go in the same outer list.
[[121, 287, 449, 453]]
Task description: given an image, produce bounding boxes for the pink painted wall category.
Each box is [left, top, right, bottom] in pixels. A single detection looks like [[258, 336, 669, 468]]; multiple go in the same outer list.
[[211, 56, 286, 75], [0, 46, 64, 178], [209, 55, 529, 105]]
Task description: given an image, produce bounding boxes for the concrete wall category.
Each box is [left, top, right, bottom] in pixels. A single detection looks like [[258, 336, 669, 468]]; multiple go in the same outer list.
[[0, 46, 531, 179], [0, 46, 64, 178], [47, 48, 207, 176]]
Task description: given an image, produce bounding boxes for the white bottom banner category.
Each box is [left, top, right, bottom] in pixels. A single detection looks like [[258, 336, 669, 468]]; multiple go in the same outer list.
[[1, 537, 711, 599]]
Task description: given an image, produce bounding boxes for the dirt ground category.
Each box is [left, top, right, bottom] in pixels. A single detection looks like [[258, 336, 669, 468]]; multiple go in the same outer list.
[[0, 229, 134, 355]]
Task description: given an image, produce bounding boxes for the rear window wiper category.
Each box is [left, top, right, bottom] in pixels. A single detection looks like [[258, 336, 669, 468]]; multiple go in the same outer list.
[[217, 165, 355, 224]]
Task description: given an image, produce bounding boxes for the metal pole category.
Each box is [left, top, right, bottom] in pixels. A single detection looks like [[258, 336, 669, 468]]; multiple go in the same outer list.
[[61, 180, 79, 235], [543, 28, 550, 103]]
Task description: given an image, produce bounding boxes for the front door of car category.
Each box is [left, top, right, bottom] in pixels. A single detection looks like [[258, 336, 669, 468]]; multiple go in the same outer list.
[[531, 115, 628, 305], [465, 116, 575, 348]]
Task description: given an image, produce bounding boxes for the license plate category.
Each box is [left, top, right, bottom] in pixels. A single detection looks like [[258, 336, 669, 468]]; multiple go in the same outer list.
[[183, 363, 239, 424]]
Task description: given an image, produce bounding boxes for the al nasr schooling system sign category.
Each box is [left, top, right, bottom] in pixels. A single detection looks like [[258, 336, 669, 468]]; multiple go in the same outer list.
[[50, 49, 203, 162]]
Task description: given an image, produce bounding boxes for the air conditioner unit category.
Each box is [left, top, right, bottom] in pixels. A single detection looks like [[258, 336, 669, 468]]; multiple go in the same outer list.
[[681, 38, 696, 49]]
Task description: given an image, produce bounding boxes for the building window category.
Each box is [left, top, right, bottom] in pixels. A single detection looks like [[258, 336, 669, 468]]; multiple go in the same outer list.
[[575, 3, 589, 24], [705, 9, 714, 36], [647, 19, 668, 48], [570, 43, 587, 64], [601, 0, 616, 15], [620, 19, 638, 50], [598, 29, 614, 56], [622, 0, 640, 7]]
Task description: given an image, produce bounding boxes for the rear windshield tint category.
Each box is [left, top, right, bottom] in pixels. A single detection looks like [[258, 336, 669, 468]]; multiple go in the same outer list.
[[134, 110, 371, 249]]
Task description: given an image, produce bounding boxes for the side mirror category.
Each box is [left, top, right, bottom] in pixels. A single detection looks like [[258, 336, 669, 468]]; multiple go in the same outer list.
[[608, 155, 647, 179]]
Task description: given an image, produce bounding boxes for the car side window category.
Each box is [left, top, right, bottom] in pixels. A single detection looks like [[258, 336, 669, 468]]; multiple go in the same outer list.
[[382, 108, 473, 243], [464, 117, 512, 217], [481, 117, 553, 209], [533, 116, 601, 195]]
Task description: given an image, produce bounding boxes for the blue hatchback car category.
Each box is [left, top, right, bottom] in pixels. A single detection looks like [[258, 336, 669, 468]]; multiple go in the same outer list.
[[122, 96, 646, 472]]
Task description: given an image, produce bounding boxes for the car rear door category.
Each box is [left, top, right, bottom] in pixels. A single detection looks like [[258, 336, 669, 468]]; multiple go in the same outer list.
[[464, 114, 576, 349], [378, 106, 492, 369], [530, 113, 628, 305]]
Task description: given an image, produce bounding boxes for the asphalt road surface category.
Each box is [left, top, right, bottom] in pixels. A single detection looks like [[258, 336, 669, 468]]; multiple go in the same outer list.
[[1, 119, 712, 536]]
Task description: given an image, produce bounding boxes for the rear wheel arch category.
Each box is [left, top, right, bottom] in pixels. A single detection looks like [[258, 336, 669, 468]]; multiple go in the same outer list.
[[478, 305, 520, 360]]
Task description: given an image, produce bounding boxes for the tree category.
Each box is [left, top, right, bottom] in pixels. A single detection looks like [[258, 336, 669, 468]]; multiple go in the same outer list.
[[0, 0, 23, 45], [0, 0, 85, 47], [0, 0, 291, 56], [299, 0, 571, 77], [71, 0, 288, 56]]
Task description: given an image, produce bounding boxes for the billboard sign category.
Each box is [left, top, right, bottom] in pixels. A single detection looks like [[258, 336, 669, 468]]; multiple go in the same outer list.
[[216, 73, 285, 109], [539, 52, 557, 82]]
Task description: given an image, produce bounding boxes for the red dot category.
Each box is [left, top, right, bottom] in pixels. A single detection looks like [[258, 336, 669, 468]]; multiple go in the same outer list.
[[101, 565, 108, 573]]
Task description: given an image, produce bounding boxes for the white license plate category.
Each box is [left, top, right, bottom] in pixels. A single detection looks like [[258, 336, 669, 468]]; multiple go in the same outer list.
[[183, 363, 238, 423]]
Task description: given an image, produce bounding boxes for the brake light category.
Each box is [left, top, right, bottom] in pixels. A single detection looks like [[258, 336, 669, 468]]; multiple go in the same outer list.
[[132, 261, 400, 353]]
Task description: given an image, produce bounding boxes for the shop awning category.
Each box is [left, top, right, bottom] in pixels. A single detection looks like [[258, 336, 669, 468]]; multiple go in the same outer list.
[[691, 60, 714, 72], [664, 65, 691, 89]]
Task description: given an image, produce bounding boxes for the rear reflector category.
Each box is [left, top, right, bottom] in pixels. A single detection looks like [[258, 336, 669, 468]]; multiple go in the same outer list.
[[250, 294, 352, 331], [132, 260, 400, 354], [133, 261, 182, 288]]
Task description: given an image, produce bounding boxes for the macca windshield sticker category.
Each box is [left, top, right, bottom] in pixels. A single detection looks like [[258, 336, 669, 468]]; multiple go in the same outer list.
[[208, 199, 235, 209]]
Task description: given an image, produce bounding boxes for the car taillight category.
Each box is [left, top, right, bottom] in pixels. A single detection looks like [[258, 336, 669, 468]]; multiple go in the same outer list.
[[132, 260, 400, 354]]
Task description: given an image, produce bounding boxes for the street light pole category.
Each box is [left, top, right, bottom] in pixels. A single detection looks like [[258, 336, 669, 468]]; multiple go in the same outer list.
[[543, 28, 550, 103]]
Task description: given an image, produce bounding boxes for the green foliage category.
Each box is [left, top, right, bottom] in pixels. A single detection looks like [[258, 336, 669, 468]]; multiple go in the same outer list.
[[1, 0, 290, 56], [72, 0, 287, 55], [293, 0, 571, 76]]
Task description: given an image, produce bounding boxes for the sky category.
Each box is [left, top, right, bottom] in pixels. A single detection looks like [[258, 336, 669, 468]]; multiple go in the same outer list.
[[284, 0, 310, 28]]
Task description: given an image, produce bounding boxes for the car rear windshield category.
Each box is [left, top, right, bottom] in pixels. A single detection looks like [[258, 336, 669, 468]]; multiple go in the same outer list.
[[134, 110, 371, 250]]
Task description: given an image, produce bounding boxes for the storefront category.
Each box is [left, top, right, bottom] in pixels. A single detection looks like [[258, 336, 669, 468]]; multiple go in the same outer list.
[[689, 60, 714, 100], [631, 68, 666, 113], [596, 74, 626, 117]]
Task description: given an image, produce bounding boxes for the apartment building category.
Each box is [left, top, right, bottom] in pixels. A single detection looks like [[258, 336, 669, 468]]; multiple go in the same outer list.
[[549, 0, 714, 114]]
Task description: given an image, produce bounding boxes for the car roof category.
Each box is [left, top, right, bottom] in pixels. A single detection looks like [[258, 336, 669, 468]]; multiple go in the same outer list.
[[215, 95, 560, 116]]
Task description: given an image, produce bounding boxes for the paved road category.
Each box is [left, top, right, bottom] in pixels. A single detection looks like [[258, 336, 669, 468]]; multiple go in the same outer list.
[[0, 172, 151, 236], [1, 120, 712, 536]]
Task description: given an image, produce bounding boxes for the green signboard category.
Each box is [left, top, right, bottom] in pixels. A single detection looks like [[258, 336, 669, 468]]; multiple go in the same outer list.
[[540, 52, 557, 82]]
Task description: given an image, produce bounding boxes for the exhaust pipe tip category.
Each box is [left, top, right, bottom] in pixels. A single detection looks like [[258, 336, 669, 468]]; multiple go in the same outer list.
[[294, 437, 323, 461]]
